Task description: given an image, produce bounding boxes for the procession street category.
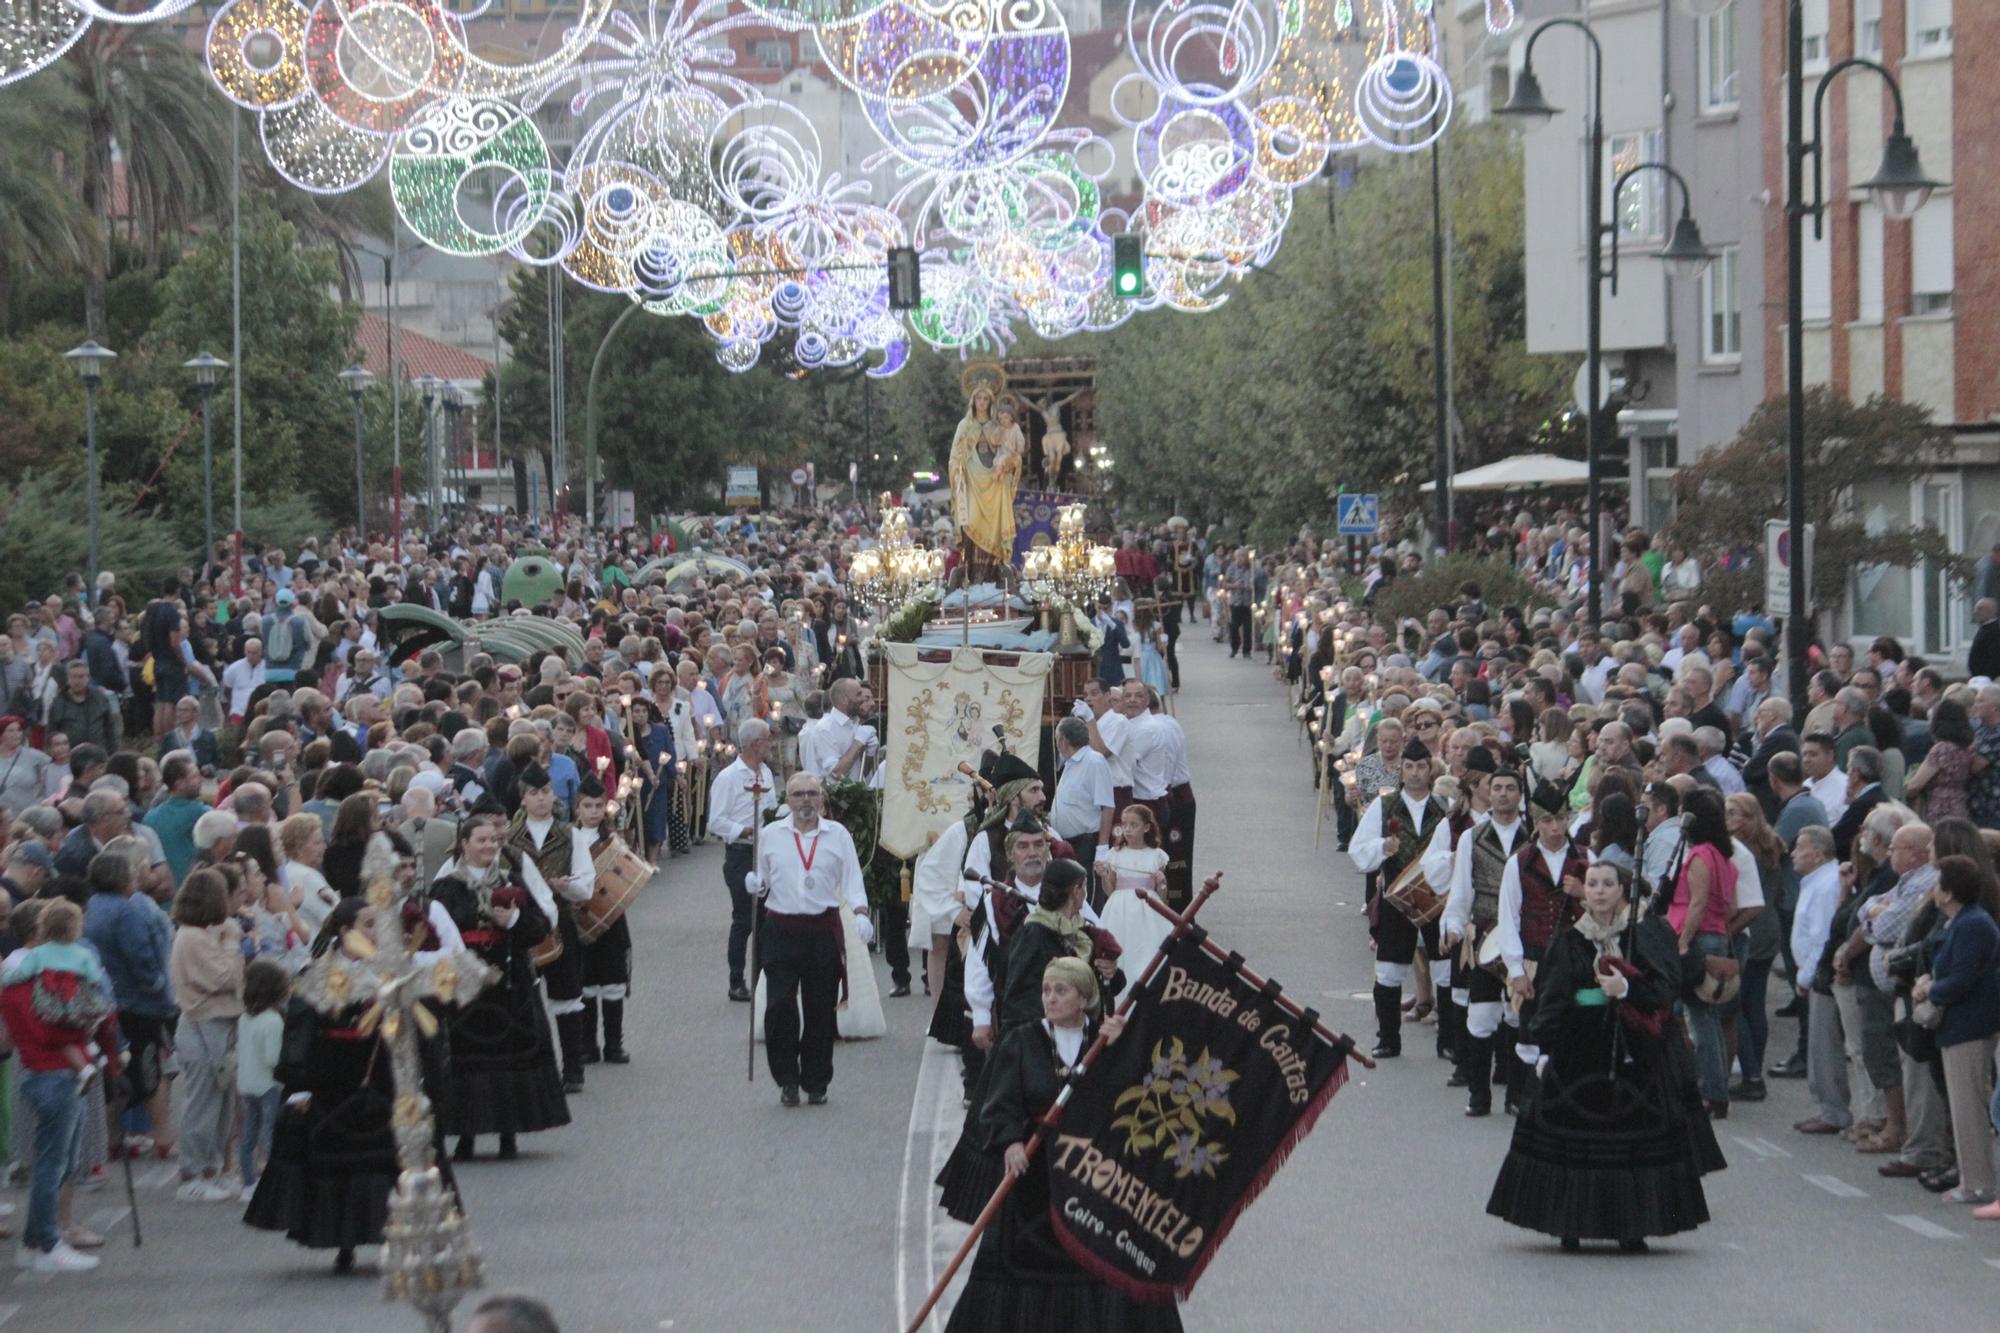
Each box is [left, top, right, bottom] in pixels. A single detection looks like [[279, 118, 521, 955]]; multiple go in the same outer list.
[[10, 638, 2000, 1333]]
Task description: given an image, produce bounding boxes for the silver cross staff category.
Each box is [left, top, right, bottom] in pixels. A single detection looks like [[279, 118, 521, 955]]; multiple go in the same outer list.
[[292, 869, 496, 1333]]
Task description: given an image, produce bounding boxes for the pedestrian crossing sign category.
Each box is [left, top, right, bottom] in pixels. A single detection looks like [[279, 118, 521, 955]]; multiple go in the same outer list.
[[1337, 493, 1378, 536]]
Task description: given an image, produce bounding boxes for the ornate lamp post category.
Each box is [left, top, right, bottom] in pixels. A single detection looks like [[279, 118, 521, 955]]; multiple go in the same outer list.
[[1780, 0, 1940, 712], [415, 376, 441, 524], [339, 365, 374, 549], [63, 341, 115, 606], [183, 352, 229, 562]]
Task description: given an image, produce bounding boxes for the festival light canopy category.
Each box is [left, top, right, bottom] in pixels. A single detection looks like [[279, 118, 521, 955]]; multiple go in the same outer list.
[[3, 0, 1519, 373]]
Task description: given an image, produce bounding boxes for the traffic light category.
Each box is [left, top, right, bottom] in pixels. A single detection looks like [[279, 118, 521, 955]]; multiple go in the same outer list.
[[1113, 234, 1144, 298], [886, 246, 921, 310]]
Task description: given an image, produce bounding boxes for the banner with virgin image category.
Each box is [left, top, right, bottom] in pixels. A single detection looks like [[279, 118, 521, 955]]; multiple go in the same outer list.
[[1046, 934, 1352, 1301]]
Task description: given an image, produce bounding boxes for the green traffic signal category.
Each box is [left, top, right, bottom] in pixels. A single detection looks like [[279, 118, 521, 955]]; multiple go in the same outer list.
[[1113, 234, 1143, 298]]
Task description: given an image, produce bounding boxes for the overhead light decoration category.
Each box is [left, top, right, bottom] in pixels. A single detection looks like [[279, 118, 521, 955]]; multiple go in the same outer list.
[[0, 0, 1498, 370]]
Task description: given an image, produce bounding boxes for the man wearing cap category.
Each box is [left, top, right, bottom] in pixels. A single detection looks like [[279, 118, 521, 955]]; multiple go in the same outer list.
[[1492, 779, 1590, 1113], [1348, 739, 1453, 1058], [1440, 766, 1527, 1116], [261, 589, 313, 686], [1, 840, 52, 907]]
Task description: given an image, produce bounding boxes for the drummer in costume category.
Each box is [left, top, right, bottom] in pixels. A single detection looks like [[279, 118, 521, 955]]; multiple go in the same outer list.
[[945, 956, 1181, 1333], [574, 775, 633, 1066], [748, 771, 873, 1108], [1487, 861, 1723, 1251], [1491, 780, 1590, 1115], [507, 763, 595, 1095], [432, 804, 572, 1161], [1439, 766, 1527, 1116], [1347, 739, 1454, 1058], [244, 897, 456, 1275]]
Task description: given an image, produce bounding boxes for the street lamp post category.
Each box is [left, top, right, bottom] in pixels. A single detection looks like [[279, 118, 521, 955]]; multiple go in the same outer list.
[[443, 389, 464, 523], [1497, 19, 1606, 627], [339, 365, 374, 549], [183, 352, 229, 563], [1781, 0, 1940, 715], [64, 341, 116, 607], [415, 375, 441, 528]]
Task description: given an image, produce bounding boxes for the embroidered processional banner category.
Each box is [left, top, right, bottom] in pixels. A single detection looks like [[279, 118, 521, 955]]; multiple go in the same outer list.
[[879, 643, 1052, 860], [1048, 934, 1353, 1301]]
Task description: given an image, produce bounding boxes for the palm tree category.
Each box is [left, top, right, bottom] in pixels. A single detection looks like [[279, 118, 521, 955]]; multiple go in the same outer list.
[[258, 174, 398, 302], [0, 77, 92, 324], [62, 23, 232, 339]]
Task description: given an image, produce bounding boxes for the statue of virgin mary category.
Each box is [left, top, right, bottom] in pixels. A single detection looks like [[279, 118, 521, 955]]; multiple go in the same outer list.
[[948, 371, 1022, 575]]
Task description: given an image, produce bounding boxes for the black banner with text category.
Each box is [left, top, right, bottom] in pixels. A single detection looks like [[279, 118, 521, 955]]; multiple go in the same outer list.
[[1046, 934, 1351, 1300]]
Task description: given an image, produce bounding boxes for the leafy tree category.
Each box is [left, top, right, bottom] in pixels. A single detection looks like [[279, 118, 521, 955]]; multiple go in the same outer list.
[[0, 474, 184, 615], [1665, 389, 1960, 614]]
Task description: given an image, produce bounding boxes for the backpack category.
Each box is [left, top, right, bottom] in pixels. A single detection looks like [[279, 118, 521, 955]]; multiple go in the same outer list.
[[265, 613, 297, 666]]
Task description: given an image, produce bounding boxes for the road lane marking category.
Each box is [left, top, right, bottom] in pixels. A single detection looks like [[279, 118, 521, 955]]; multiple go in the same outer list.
[[1886, 1214, 1961, 1240], [1802, 1174, 1867, 1199], [1731, 1136, 1790, 1160]]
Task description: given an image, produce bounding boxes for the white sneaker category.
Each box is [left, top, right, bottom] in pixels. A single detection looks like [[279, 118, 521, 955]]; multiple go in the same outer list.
[[31, 1241, 99, 1273], [176, 1179, 234, 1204], [240, 1184, 256, 1203], [14, 1246, 35, 1269]]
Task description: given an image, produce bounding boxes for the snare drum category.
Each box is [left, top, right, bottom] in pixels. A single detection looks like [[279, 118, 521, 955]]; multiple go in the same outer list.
[[579, 839, 652, 944], [1383, 858, 1446, 925]]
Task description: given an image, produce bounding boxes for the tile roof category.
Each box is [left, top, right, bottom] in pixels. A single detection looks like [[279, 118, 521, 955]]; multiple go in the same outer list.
[[353, 313, 495, 385]]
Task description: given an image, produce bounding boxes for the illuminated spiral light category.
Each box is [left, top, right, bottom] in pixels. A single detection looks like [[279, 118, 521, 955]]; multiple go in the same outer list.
[[1, 0, 90, 89], [0, 0, 1473, 371], [1127, 0, 1282, 110], [260, 93, 391, 193], [794, 329, 831, 368], [1484, 0, 1517, 34], [1354, 49, 1451, 152], [303, 0, 465, 137], [206, 0, 310, 110], [391, 96, 550, 256]]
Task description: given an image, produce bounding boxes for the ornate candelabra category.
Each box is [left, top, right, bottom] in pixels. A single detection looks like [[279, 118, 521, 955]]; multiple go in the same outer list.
[[1019, 503, 1116, 647], [293, 868, 496, 1332], [848, 492, 946, 619]]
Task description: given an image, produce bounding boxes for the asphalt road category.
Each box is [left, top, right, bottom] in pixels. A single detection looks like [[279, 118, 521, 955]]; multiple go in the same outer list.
[[11, 628, 2000, 1332]]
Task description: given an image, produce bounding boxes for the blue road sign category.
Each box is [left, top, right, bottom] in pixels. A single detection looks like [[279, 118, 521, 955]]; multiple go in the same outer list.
[[1337, 493, 1379, 536]]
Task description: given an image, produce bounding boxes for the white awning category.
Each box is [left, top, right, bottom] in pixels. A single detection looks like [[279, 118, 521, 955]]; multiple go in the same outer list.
[[1419, 453, 1605, 493]]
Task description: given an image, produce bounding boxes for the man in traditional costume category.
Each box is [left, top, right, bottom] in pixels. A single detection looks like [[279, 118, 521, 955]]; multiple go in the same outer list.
[[574, 775, 632, 1066], [1347, 740, 1453, 1058], [747, 771, 873, 1107], [1491, 780, 1591, 1115], [1439, 767, 1527, 1116]]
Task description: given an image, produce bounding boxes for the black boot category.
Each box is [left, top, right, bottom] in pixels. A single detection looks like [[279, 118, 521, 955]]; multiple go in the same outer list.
[[602, 999, 630, 1064], [1434, 990, 1460, 1061], [579, 998, 602, 1064], [1493, 1023, 1515, 1087], [1463, 1035, 1494, 1116], [1446, 1001, 1471, 1088], [453, 1136, 475, 1162], [558, 1013, 587, 1095], [1371, 984, 1403, 1059], [498, 1132, 518, 1161]]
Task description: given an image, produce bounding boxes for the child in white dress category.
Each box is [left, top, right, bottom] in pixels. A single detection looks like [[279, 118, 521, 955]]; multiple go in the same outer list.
[[1093, 805, 1172, 964]]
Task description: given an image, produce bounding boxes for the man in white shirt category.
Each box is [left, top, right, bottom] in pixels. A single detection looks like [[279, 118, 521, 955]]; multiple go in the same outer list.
[[1439, 767, 1527, 1115], [708, 720, 778, 1001], [1788, 826, 1851, 1133], [747, 771, 872, 1107], [1348, 739, 1453, 1058], [1801, 732, 1848, 826], [1078, 678, 1133, 819], [1048, 717, 1115, 882], [1492, 780, 1590, 1110], [799, 678, 876, 782], [221, 638, 267, 725], [1158, 699, 1197, 906], [1120, 680, 1172, 827]]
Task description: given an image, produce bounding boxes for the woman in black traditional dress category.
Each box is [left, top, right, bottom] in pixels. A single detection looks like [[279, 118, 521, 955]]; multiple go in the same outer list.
[[431, 807, 571, 1162], [243, 899, 455, 1274], [1487, 861, 1724, 1252], [947, 954, 1178, 1332], [936, 857, 1121, 1223]]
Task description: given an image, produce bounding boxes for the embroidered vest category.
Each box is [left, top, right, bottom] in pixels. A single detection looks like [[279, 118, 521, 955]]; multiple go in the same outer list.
[[1469, 821, 1520, 931], [1381, 795, 1445, 885], [1515, 840, 1588, 959], [508, 817, 572, 911]]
